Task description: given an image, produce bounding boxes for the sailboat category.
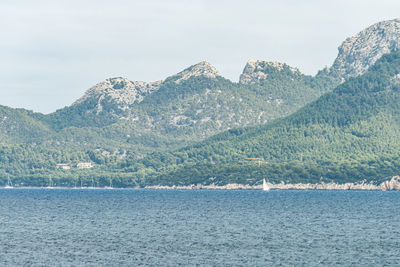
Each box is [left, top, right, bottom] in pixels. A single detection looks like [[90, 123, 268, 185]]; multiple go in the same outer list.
[[47, 177, 54, 188], [263, 178, 270, 191], [4, 175, 13, 189]]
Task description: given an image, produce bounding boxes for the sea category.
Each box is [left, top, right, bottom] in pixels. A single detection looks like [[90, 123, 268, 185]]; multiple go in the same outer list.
[[0, 189, 399, 266]]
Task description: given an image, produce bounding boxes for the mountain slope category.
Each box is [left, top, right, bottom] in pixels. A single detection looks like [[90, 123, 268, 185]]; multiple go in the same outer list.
[[39, 19, 400, 155], [2, 19, 400, 186], [328, 18, 400, 80], [38, 61, 336, 153], [18, 18, 400, 155], [137, 52, 400, 186], [0, 106, 51, 143]]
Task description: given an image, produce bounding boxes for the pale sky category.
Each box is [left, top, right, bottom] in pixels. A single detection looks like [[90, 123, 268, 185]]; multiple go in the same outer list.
[[1, 0, 400, 113]]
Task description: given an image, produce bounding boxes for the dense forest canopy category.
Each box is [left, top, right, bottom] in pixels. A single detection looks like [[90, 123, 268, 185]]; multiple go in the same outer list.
[[1, 52, 400, 187]]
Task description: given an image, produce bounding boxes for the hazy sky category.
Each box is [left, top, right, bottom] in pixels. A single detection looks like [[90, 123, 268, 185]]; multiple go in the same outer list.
[[1, 0, 400, 113]]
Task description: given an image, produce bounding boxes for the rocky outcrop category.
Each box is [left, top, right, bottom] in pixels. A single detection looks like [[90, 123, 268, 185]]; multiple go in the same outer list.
[[171, 61, 220, 84], [380, 176, 400, 190], [239, 60, 300, 84], [241, 19, 400, 83], [329, 18, 400, 80], [72, 61, 220, 108], [73, 77, 163, 107]]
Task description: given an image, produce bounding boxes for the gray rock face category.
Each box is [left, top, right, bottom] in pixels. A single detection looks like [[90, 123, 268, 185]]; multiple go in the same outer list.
[[72, 61, 220, 108], [171, 61, 220, 84], [380, 176, 400, 190], [239, 60, 300, 84], [330, 18, 400, 80], [73, 77, 163, 106]]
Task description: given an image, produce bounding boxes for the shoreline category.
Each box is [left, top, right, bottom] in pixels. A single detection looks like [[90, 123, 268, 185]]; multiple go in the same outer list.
[[2, 177, 400, 191], [0, 186, 387, 191], [146, 177, 400, 191], [145, 182, 382, 191]]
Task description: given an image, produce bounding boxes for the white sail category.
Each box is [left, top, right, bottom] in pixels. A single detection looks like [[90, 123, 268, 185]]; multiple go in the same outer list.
[[47, 177, 54, 188], [5, 175, 13, 188], [263, 178, 270, 191]]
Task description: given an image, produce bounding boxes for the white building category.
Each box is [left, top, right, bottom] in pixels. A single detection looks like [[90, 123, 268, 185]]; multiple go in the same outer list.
[[77, 162, 93, 169]]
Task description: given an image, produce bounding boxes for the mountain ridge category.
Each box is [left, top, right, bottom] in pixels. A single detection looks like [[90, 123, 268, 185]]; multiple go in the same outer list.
[[63, 18, 400, 105], [328, 18, 400, 80], [239, 60, 301, 84], [2, 18, 400, 186], [139, 51, 400, 186]]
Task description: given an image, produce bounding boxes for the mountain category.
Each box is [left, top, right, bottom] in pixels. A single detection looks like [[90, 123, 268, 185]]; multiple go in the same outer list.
[[35, 60, 336, 154], [19, 18, 400, 154], [0, 58, 335, 185], [239, 60, 301, 84], [40, 18, 399, 153], [138, 52, 400, 186], [328, 18, 400, 80], [2, 18, 400, 186], [0, 105, 51, 143]]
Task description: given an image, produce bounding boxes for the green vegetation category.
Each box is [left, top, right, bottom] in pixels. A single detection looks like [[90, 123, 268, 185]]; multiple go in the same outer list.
[[0, 106, 51, 143], [2, 52, 400, 187], [36, 70, 337, 154], [123, 52, 400, 186], [0, 60, 340, 187]]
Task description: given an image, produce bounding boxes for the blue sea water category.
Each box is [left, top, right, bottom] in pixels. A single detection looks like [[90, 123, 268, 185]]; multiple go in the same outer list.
[[0, 189, 399, 266]]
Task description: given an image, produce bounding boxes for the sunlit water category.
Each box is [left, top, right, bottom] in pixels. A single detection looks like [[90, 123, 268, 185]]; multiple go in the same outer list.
[[0, 189, 399, 266]]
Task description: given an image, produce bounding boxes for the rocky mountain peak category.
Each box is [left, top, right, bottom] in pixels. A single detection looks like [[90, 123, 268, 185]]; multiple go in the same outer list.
[[330, 18, 400, 80], [171, 61, 220, 83], [239, 60, 300, 84], [72, 77, 163, 106]]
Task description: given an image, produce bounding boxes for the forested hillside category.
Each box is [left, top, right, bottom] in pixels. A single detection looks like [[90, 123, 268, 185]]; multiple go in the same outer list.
[[1, 19, 400, 187], [0, 61, 338, 186], [0, 61, 337, 154], [131, 52, 400, 186], [5, 52, 399, 187], [40, 62, 337, 153]]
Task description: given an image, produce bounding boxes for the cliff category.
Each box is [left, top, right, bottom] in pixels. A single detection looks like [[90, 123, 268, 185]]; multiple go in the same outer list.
[[239, 60, 301, 84], [329, 18, 400, 80]]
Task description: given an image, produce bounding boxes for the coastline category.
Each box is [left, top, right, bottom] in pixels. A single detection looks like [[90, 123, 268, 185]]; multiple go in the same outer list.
[[2, 177, 400, 191], [145, 176, 400, 191], [145, 182, 381, 190]]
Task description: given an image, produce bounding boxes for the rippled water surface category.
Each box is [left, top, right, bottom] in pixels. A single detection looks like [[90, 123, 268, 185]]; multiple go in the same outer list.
[[0, 189, 399, 266]]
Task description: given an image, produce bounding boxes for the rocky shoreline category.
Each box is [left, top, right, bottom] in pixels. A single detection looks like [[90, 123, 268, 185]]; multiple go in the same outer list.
[[2, 177, 399, 191], [145, 176, 400, 191]]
